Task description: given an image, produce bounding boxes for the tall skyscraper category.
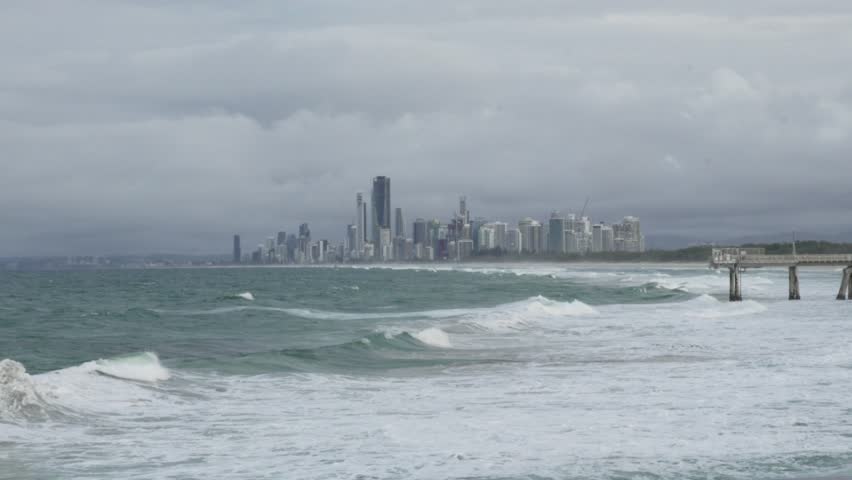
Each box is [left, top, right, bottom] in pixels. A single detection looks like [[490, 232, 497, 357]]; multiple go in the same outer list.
[[548, 213, 566, 254], [371, 176, 391, 248], [276, 231, 287, 246], [356, 192, 367, 252], [346, 224, 358, 258], [518, 218, 542, 253], [592, 224, 603, 253], [394, 207, 404, 238], [299, 223, 311, 240], [413, 218, 427, 246], [232, 235, 241, 263], [459, 195, 469, 224]]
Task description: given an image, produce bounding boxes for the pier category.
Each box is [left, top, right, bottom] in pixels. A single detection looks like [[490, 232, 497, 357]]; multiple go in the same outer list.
[[709, 248, 852, 301]]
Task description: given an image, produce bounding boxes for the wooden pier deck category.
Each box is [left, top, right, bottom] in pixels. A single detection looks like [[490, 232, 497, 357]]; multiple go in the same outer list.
[[709, 248, 852, 301]]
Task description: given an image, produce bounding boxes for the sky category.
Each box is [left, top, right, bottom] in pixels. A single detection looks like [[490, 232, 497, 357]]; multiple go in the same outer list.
[[1, 0, 851, 255]]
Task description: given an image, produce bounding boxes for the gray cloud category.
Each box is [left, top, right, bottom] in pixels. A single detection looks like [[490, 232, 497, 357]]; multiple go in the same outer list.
[[1, 1, 851, 255]]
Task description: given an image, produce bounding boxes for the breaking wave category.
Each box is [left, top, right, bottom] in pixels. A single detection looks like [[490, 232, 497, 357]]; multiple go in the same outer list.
[[684, 294, 769, 318], [0, 359, 52, 423], [84, 352, 171, 382]]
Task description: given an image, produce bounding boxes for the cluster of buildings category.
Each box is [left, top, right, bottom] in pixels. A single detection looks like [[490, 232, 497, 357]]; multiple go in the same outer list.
[[233, 176, 644, 264]]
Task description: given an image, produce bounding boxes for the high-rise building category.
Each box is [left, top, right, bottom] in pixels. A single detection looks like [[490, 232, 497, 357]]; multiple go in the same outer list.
[[276, 231, 287, 246], [548, 213, 566, 254], [457, 239, 474, 260], [265, 237, 276, 263], [506, 229, 522, 253], [601, 225, 615, 252], [371, 176, 391, 248], [492, 222, 508, 251], [356, 192, 367, 252], [478, 224, 496, 250], [232, 235, 241, 263], [592, 224, 603, 253], [518, 218, 542, 254], [379, 227, 392, 261], [459, 195, 469, 224], [413, 218, 427, 246], [346, 224, 358, 259], [620, 216, 644, 252], [394, 207, 404, 238]]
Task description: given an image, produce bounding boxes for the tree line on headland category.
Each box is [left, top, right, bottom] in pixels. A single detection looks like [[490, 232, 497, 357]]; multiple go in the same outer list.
[[470, 241, 852, 263]]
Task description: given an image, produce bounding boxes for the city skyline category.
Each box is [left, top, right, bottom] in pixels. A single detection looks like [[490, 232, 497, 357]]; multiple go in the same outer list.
[[234, 175, 645, 265]]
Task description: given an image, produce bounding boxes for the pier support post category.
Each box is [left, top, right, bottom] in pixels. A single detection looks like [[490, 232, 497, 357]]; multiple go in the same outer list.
[[848, 269, 852, 301], [729, 266, 742, 302], [788, 266, 800, 300], [837, 267, 850, 300]]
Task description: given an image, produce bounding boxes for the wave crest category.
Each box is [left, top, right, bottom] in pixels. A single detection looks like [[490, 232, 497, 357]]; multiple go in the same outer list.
[[0, 359, 51, 423], [84, 352, 170, 382]]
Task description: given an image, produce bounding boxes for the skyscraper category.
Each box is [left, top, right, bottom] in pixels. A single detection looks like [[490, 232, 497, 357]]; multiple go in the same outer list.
[[518, 218, 542, 253], [548, 213, 566, 254], [346, 224, 358, 258], [371, 176, 391, 248], [276, 231, 287, 246], [394, 207, 404, 238], [459, 195, 469, 224], [592, 224, 603, 253], [232, 235, 241, 263], [356, 192, 367, 253], [413, 218, 427, 246]]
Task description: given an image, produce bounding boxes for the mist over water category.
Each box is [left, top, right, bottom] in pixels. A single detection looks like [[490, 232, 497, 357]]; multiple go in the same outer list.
[[1, 264, 852, 479]]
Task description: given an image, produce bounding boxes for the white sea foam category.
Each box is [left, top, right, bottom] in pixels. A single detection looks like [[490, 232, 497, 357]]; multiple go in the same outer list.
[[84, 352, 170, 382], [0, 359, 49, 422], [237, 292, 254, 301], [413, 328, 452, 348]]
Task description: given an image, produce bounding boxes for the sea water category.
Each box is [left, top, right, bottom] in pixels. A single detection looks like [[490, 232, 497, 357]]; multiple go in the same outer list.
[[1, 263, 851, 479]]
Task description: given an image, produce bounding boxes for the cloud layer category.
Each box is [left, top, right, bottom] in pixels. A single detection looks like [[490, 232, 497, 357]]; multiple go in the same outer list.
[[1, 1, 851, 254]]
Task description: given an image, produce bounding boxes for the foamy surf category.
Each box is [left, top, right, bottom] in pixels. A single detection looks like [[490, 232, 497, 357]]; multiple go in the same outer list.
[[412, 328, 452, 348], [0, 359, 51, 422], [85, 352, 170, 382], [236, 292, 254, 301]]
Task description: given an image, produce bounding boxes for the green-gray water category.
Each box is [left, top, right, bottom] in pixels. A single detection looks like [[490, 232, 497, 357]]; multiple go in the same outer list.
[[2, 264, 851, 479]]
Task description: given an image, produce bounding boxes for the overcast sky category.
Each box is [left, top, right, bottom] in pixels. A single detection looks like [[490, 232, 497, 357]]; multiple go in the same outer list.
[[1, 1, 851, 255]]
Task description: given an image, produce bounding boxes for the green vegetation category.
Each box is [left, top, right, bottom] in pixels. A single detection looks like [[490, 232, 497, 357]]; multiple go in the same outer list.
[[470, 241, 852, 263]]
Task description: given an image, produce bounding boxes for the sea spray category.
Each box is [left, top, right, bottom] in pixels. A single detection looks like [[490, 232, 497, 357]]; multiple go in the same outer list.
[[0, 359, 50, 422]]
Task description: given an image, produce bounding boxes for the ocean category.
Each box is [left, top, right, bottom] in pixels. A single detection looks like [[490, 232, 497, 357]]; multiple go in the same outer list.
[[1, 263, 851, 480]]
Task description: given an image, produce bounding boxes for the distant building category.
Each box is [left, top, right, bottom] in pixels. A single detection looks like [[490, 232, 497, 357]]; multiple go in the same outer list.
[[601, 225, 615, 252], [394, 207, 405, 238], [232, 235, 241, 264], [379, 228, 392, 261], [518, 218, 542, 254], [592, 224, 603, 253], [276, 231, 287, 246], [548, 213, 566, 254], [459, 195, 469, 224], [371, 176, 391, 249], [457, 239, 474, 260], [356, 192, 367, 254], [506, 229, 522, 253], [346, 224, 359, 259], [413, 218, 428, 246]]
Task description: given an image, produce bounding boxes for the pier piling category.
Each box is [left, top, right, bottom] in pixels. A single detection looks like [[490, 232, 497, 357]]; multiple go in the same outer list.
[[788, 266, 800, 300], [838, 267, 851, 300], [729, 267, 742, 302], [711, 248, 852, 301]]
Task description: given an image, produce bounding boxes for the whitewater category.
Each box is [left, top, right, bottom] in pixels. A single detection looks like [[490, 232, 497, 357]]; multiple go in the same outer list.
[[1, 263, 852, 480]]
